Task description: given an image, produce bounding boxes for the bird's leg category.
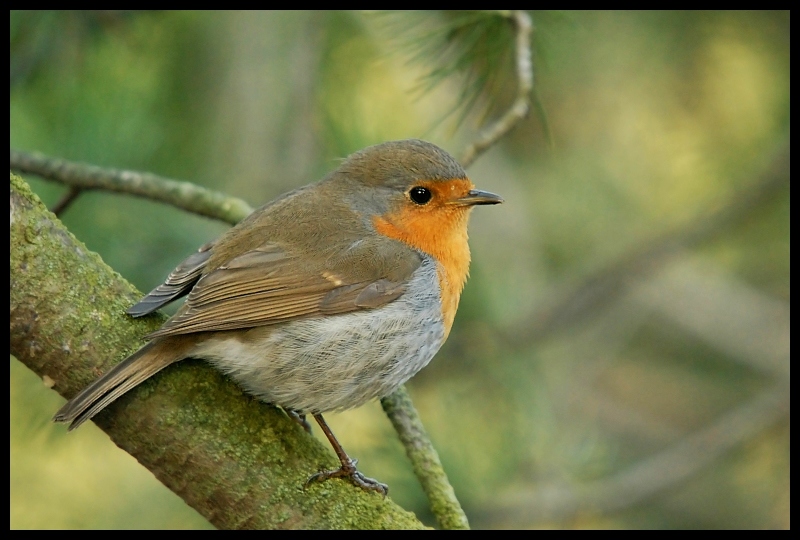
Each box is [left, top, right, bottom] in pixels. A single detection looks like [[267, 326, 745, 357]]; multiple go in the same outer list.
[[304, 413, 388, 496], [283, 408, 312, 434]]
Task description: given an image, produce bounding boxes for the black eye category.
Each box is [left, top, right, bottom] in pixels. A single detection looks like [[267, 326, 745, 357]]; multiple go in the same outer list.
[[408, 186, 432, 205]]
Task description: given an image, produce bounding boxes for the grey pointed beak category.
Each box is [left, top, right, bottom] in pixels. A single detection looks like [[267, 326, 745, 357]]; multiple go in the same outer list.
[[453, 189, 504, 206]]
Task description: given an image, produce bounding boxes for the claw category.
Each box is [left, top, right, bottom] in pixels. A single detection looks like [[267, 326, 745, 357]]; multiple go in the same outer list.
[[306, 413, 389, 496], [304, 457, 388, 497]]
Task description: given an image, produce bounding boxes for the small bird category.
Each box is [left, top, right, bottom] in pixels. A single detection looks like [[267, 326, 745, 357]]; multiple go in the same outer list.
[[53, 139, 502, 495]]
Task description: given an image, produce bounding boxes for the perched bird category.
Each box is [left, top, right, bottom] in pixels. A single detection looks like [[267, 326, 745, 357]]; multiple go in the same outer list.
[[53, 139, 502, 495]]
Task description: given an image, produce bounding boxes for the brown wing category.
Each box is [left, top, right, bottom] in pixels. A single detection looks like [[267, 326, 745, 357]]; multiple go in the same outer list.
[[145, 240, 420, 339], [127, 241, 216, 317]]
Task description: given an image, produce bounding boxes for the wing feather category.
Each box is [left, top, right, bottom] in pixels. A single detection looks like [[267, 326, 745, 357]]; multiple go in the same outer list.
[[126, 241, 215, 317], [145, 240, 420, 339]]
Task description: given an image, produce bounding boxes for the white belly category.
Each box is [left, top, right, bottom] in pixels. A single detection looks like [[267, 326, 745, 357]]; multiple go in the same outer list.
[[192, 256, 445, 413]]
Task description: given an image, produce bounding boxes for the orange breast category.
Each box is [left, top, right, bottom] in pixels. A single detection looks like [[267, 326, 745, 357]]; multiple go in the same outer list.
[[372, 180, 474, 339]]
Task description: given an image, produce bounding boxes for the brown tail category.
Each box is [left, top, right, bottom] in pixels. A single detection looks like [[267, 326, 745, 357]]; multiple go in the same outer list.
[[53, 337, 193, 430]]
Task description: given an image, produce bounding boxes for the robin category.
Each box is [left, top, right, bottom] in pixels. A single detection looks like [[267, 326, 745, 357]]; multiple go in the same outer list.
[[53, 139, 502, 495]]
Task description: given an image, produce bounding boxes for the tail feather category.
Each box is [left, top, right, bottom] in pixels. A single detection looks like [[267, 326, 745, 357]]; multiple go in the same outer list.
[[53, 338, 191, 430]]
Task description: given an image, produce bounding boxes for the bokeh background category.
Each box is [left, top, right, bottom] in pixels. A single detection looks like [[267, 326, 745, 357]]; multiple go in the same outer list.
[[10, 11, 789, 529]]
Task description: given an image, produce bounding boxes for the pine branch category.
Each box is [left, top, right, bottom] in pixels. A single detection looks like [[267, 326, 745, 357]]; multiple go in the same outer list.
[[460, 10, 533, 167], [375, 10, 534, 167]]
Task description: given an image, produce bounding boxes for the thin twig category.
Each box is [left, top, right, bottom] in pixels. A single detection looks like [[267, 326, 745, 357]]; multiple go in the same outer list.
[[460, 10, 533, 168], [10, 149, 253, 225], [50, 186, 84, 216], [382, 387, 470, 530]]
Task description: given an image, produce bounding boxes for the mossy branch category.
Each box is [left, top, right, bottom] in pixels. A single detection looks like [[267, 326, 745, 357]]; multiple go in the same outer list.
[[381, 387, 470, 530], [10, 172, 425, 530], [10, 147, 469, 528]]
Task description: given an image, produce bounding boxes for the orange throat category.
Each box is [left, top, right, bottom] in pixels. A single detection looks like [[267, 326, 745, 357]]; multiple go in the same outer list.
[[373, 205, 472, 340]]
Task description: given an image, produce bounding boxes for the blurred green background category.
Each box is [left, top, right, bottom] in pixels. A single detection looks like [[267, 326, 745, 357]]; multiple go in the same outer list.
[[10, 11, 789, 529]]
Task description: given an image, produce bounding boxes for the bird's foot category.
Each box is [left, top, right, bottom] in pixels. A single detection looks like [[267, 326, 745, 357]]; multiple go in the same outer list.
[[304, 458, 388, 497]]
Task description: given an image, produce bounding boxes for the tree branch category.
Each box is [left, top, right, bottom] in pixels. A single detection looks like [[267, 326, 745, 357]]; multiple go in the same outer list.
[[49, 186, 83, 216], [10, 149, 253, 224], [460, 10, 533, 168], [381, 387, 470, 530], [10, 172, 425, 530]]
